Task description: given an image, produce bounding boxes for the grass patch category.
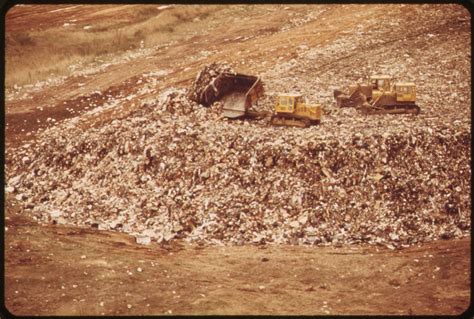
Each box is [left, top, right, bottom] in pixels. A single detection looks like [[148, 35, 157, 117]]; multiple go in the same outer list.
[[5, 5, 221, 88], [8, 32, 36, 46]]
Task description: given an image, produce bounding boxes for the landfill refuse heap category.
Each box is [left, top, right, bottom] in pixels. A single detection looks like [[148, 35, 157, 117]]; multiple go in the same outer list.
[[6, 62, 471, 248], [187, 62, 236, 106]]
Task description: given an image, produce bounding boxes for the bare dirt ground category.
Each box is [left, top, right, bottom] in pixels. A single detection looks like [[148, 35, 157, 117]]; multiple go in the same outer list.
[[4, 4, 471, 316], [4, 200, 471, 315]]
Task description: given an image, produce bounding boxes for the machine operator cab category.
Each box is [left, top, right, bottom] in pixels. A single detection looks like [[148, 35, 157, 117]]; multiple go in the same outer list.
[[275, 93, 304, 113], [369, 75, 392, 100], [369, 75, 392, 92]]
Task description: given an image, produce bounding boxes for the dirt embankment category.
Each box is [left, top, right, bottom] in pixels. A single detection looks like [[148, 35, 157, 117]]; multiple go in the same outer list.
[[5, 201, 471, 315]]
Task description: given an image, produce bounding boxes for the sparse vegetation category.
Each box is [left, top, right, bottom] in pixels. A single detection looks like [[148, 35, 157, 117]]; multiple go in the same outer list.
[[199, 11, 211, 20], [8, 32, 36, 46], [5, 5, 220, 88]]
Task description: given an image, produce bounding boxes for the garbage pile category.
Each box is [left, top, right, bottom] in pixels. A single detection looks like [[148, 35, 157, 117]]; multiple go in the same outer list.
[[187, 62, 236, 105], [259, 4, 471, 121], [5, 68, 471, 247]]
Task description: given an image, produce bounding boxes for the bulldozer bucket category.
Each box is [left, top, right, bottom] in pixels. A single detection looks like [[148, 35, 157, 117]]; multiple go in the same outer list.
[[334, 84, 371, 108], [199, 73, 264, 118]]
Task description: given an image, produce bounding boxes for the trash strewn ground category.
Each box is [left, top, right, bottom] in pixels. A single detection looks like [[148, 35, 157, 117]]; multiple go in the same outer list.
[[6, 61, 470, 247]]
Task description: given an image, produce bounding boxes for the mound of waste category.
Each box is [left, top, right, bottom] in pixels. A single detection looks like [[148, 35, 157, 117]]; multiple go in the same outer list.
[[187, 62, 236, 106], [6, 64, 471, 248]]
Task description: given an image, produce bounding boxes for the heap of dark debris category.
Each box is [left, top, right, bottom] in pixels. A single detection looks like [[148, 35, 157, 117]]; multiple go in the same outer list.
[[6, 63, 470, 248]]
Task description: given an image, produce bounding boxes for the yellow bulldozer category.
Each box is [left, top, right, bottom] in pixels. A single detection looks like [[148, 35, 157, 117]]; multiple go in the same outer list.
[[271, 94, 321, 127], [195, 70, 321, 127], [334, 75, 420, 115]]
